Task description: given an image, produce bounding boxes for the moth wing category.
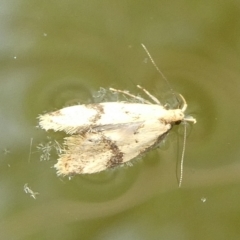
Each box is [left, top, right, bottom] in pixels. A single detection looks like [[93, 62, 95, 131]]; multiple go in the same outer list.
[[38, 103, 168, 134], [54, 120, 171, 176], [54, 134, 114, 175], [38, 105, 100, 134], [103, 119, 171, 164]]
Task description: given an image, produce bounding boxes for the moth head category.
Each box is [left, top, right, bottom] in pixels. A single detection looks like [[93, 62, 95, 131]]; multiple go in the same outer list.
[[172, 109, 185, 122]]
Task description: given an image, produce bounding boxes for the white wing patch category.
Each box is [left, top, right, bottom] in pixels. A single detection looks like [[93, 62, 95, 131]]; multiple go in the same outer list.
[[38, 86, 196, 177], [38, 102, 171, 134]]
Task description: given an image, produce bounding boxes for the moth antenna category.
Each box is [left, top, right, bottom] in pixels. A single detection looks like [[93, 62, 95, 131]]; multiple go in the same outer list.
[[178, 121, 187, 187], [178, 94, 187, 112], [141, 44, 175, 97]]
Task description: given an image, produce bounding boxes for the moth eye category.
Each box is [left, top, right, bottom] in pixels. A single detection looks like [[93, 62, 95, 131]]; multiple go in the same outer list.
[[175, 120, 181, 125]]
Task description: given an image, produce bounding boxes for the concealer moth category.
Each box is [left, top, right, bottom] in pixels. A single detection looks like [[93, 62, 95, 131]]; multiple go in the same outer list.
[[38, 44, 196, 187]]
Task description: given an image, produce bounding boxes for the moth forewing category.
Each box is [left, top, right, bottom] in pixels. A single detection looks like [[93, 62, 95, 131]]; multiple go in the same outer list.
[[54, 119, 172, 176], [39, 102, 172, 134]]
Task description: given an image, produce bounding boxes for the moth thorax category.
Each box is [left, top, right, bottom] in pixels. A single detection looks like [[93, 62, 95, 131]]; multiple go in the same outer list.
[[164, 109, 185, 123]]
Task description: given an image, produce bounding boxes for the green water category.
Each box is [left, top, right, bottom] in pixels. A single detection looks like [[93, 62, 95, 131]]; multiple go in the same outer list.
[[1, 0, 240, 239]]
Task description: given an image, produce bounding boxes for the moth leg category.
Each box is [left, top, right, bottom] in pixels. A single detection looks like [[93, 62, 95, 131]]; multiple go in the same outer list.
[[109, 87, 152, 104], [137, 85, 161, 104]]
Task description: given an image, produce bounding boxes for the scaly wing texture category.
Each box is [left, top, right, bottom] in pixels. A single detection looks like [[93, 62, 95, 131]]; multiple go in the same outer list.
[[38, 102, 168, 134], [54, 119, 171, 175]]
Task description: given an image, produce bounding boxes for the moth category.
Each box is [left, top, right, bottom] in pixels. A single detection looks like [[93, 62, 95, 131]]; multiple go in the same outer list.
[[38, 45, 196, 186]]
